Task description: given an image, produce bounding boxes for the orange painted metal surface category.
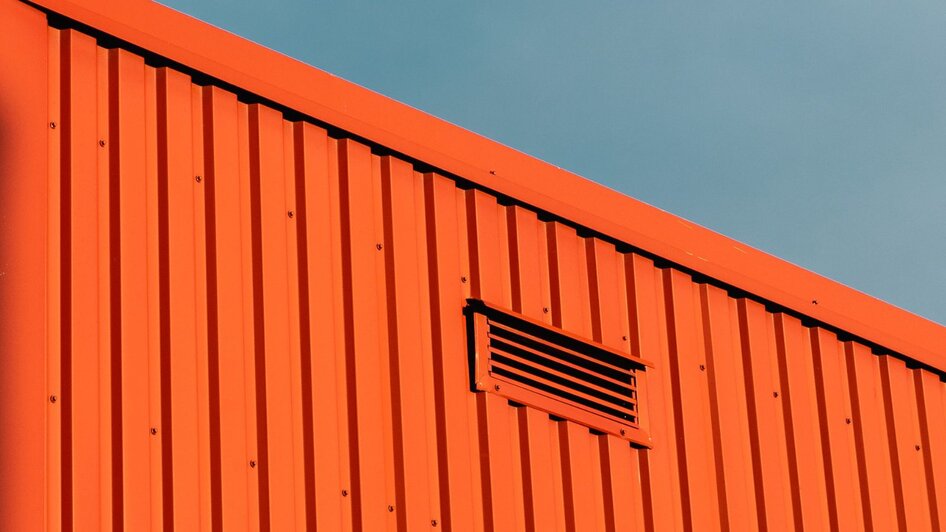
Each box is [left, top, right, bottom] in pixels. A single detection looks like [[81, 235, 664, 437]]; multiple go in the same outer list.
[[0, 2, 49, 532], [1, 0, 945, 530]]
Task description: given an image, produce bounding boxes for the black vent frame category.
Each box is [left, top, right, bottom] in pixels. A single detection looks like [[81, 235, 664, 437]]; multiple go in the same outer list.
[[466, 299, 652, 446]]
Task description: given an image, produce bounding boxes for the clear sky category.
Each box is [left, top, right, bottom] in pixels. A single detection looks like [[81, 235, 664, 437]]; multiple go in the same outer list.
[[160, 0, 946, 326]]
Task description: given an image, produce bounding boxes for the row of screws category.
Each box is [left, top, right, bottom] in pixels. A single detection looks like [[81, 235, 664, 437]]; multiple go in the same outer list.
[[336, 491, 437, 525], [48, 391, 921, 451], [189, 181, 301, 220]]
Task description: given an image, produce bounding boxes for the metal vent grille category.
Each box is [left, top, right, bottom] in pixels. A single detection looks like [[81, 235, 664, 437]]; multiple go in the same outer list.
[[467, 299, 651, 446]]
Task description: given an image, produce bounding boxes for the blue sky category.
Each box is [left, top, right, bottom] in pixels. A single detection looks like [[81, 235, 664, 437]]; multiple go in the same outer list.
[[160, 0, 946, 325]]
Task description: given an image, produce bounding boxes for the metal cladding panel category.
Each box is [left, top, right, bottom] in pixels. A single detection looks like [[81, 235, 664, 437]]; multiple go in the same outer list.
[[1, 2, 945, 530]]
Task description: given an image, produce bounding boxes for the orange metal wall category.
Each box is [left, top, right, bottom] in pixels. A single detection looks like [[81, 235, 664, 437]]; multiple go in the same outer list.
[[22, 11, 946, 532]]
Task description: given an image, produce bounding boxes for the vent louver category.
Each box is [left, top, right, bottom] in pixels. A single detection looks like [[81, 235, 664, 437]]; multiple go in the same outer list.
[[466, 299, 652, 446]]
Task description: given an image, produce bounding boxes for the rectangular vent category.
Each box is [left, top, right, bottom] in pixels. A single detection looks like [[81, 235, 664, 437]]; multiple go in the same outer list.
[[466, 299, 652, 446]]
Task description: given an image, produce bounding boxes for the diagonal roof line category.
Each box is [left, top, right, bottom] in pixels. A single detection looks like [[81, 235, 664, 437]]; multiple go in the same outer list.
[[26, 0, 946, 370]]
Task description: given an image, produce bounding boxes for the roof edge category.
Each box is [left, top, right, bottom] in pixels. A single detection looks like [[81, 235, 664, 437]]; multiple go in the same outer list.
[[26, 0, 946, 370]]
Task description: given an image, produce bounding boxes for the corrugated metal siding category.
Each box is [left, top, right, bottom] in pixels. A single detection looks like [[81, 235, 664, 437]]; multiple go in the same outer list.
[[45, 24, 946, 532]]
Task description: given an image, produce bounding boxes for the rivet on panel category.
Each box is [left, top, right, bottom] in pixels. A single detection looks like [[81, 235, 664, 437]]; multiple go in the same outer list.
[[542, 307, 550, 314], [98, 139, 106, 147], [494, 384, 501, 391], [49, 122, 56, 129], [376, 243, 383, 250], [773, 391, 779, 398], [388, 505, 395, 512], [431, 519, 438, 527], [619, 428, 626, 436], [699, 364, 706, 372], [150, 427, 158, 435], [489, 169, 496, 175], [916, 444, 922, 451], [811, 299, 818, 305], [622, 335, 629, 341], [460, 276, 467, 283], [845, 417, 852, 424], [49, 395, 57, 403], [195, 175, 202, 183], [288, 210, 294, 218], [249, 459, 257, 468], [341, 489, 349, 497]]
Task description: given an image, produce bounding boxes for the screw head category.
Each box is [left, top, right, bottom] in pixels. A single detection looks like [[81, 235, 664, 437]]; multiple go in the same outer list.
[[49, 122, 56, 129], [494, 384, 501, 391], [376, 243, 383, 250], [249, 460, 257, 468], [150, 427, 158, 435], [195, 175, 202, 183], [287, 210, 294, 218], [387, 505, 395, 512], [812, 299, 819, 305], [341, 489, 349, 497], [619, 428, 627, 436], [916, 444, 922, 451], [845, 417, 852, 425], [98, 139, 106, 147], [49, 395, 57, 403], [431, 519, 438, 527], [773, 391, 779, 398], [489, 169, 496, 175], [622, 335, 629, 341], [542, 307, 550, 314], [460, 276, 468, 283], [699, 364, 706, 371]]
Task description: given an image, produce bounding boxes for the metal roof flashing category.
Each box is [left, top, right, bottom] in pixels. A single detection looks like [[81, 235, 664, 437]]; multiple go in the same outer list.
[[24, 0, 946, 372]]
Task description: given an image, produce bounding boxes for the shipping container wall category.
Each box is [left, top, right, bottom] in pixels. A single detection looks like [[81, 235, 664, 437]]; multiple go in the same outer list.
[[30, 17, 946, 532]]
